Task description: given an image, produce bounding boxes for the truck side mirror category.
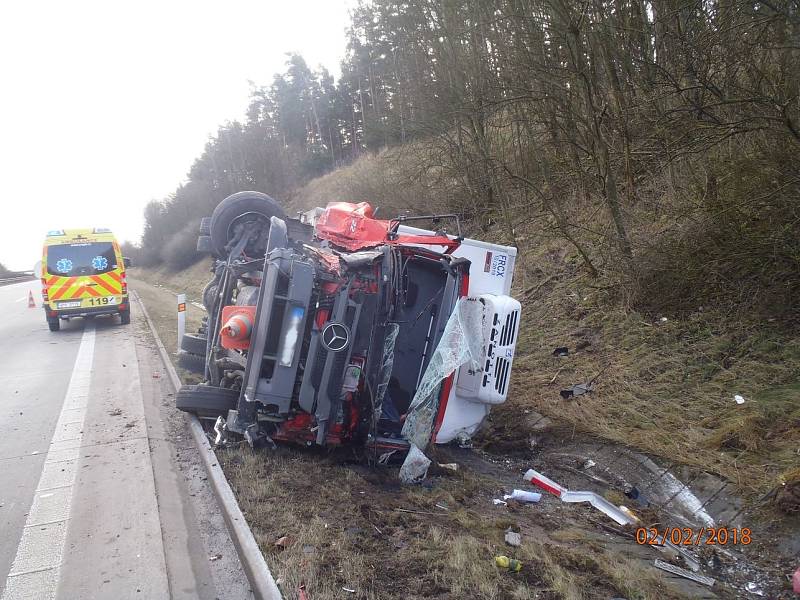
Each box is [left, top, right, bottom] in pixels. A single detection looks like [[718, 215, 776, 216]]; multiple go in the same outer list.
[[123, 257, 132, 268]]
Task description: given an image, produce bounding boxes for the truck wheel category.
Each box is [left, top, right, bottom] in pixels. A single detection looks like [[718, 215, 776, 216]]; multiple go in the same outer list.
[[180, 333, 207, 356], [209, 191, 286, 258], [47, 317, 60, 332], [120, 310, 131, 325], [177, 351, 206, 374], [176, 384, 239, 418], [202, 280, 218, 314]]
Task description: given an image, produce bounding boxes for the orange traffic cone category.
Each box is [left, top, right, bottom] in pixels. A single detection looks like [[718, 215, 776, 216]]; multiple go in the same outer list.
[[28, 291, 36, 308], [221, 312, 253, 343]]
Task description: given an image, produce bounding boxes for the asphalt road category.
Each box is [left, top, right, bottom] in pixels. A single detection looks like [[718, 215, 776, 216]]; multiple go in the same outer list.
[[0, 280, 253, 599]]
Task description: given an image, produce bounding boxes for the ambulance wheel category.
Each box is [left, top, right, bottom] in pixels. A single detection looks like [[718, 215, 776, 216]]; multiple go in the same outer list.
[[120, 310, 131, 325], [176, 384, 239, 418], [209, 191, 286, 258], [47, 317, 60, 332], [180, 333, 207, 356]]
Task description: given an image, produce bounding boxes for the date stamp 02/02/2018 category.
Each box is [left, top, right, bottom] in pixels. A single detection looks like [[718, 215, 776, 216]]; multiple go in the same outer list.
[[636, 527, 752, 546]]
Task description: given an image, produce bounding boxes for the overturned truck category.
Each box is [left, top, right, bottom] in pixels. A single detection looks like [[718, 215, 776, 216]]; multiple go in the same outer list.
[[176, 191, 521, 457]]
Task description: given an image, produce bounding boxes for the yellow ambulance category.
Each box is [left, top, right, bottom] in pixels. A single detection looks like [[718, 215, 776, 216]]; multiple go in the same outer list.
[[41, 228, 130, 331]]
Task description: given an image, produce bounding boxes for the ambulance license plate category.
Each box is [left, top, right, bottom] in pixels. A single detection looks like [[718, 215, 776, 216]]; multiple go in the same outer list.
[[57, 301, 82, 309]]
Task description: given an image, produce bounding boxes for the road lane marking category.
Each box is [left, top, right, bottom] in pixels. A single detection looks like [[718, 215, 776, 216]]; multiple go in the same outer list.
[[1, 324, 95, 600]]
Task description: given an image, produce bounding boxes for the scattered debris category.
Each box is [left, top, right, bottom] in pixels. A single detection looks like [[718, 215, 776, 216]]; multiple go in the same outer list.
[[108, 408, 122, 416], [342, 587, 356, 593], [399, 444, 431, 483], [495, 555, 522, 572], [434, 503, 449, 511], [504, 529, 522, 547], [208, 554, 222, 562], [792, 566, 800, 594], [745, 581, 765, 596], [653, 559, 715, 587], [660, 317, 668, 322], [31, 451, 39, 456], [552, 346, 569, 357], [437, 462, 459, 472], [274, 535, 290, 549], [582, 459, 596, 469], [152, 373, 161, 379], [734, 394, 746, 405], [492, 499, 508, 506], [298, 584, 308, 600], [503, 489, 542, 503], [560, 383, 592, 399], [524, 468, 637, 526]]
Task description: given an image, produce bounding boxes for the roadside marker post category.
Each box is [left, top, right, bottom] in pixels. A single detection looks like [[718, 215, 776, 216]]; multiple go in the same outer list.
[[177, 293, 186, 351], [28, 290, 36, 308]]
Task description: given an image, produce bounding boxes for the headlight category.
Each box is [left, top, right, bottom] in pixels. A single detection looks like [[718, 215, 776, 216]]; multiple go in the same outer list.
[[279, 306, 305, 367]]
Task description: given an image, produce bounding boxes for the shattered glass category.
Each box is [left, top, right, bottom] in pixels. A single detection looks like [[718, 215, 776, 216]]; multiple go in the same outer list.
[[373, 323, 400, 426], [399, 298, 484, 482]]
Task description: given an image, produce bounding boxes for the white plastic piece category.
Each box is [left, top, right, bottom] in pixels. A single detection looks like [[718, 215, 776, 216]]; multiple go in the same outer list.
[[734, 394, 746, 404], [503, 489, 542, 503], [523, 468, 637, 526], [398, 444, 431, 483]]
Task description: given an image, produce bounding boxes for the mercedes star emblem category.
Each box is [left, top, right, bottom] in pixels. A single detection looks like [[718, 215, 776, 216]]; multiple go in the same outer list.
[[321, 322, 350, 352]]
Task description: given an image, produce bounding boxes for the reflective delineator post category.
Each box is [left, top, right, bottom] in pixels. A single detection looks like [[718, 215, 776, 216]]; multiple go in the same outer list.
[[177, 293, 186, 351]]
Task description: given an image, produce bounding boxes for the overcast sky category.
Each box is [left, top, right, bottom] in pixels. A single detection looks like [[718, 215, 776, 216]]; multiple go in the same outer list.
[[0, 0, 354, 271]]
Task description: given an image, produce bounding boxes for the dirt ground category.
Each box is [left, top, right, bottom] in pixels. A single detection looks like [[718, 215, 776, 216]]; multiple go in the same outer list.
[[130, 272, 799, 600]]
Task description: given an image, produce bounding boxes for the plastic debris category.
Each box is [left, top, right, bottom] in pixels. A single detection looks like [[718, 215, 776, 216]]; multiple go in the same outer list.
[[495, 555, 522, 572], [342, 587, 356, 593], [208, 554, 222, 561], [274, 535, 290, 548], [660, 316, 668, 322], [399, 444, 431, 483], [745, 581, 765, 596], [559, 383, 592, 399], [653, 559, 715, 587], [493, 499, 508, 506], [734, 394, 746, 405], [582, 459, 596, 469], [503, 489, 542, 503], [524, 468, 637, 526], [504, 529, 522, 547], [552, 346, 569, 357], [437, 463, 459, 472]]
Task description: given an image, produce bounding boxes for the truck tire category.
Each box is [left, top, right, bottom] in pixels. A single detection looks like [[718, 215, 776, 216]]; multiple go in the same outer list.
[[209, 191, 286, 258], [202, 280, 218, 314], [120, 309, 131, 325], [47, 317, 60, 332], [177, 351, 206, 374], [196, 235, 213, 253], [176, 384, 239, 418], [180, 333, 207, 355]]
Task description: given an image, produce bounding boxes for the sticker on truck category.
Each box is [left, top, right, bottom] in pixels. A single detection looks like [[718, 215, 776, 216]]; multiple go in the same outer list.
[[484, 251, 508, 278]]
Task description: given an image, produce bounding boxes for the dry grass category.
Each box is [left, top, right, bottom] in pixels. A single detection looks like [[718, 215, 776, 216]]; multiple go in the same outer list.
[[218, 445, 687, 600], [129, 259, 213, 302]]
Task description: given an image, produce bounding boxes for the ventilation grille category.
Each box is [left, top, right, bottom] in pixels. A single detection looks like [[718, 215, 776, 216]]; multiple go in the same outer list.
[[494, 356, 510, 396], [499, 310, 519, 346]]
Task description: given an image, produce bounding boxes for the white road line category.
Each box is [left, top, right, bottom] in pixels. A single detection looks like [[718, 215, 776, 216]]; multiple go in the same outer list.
[[14, 296, 27, 302], [1, 324, 95, 600]]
